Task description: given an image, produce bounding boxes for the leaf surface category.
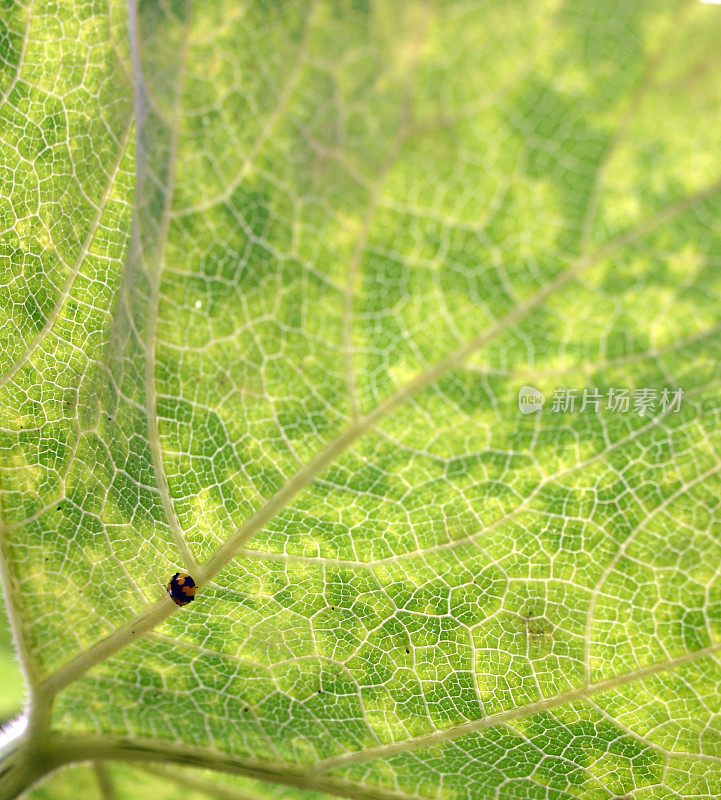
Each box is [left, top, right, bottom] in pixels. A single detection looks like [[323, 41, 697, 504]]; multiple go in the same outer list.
[[2, 1, 721, 798]]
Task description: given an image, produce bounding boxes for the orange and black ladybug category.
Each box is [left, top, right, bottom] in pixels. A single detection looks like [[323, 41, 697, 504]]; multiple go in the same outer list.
[[167, 572, 197, 606]]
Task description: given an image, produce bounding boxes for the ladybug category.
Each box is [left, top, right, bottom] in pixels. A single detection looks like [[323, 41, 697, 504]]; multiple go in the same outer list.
[[167, 572, 197, 606]]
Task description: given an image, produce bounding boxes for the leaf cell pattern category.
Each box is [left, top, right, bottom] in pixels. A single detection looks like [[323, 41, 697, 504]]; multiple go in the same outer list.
[[1, 1, 721, 799]]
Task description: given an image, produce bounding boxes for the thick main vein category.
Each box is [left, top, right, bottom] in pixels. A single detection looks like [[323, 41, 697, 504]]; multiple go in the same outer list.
[[0, 523, 39, 688], [45, 735, 426, 800]]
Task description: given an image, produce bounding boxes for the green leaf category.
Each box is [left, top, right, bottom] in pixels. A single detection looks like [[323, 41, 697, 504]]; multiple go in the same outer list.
[[1, 0, 721, 798]]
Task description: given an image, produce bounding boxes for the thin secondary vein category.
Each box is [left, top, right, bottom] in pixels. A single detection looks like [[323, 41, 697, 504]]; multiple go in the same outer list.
[[342, 6, 432, 423], [0, 115, 134, 390], [370, 376, 718, 566], [343, 181, 380, 422], [169, 0, 317, 220], [315, 640, 721, 772], [140, 1, 198, 574], [462, 322, 721, 382], [578, 5, 687, 251], [0, 0, 35, 112], [586, 697, 721, 766], [583, 460, 721, 682]]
